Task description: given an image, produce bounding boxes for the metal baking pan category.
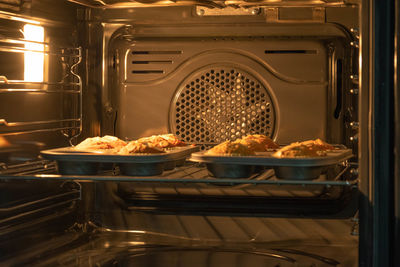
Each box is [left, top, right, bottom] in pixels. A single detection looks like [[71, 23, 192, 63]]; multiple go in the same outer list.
[[273, 165, 325, 180], [162, 146, 199, 159], [189, 148, 353, 180], [206, 163, 256, 179], [41, 146, 198, 176], [162, 145, 199, 170], [118, 162, 165, 176]]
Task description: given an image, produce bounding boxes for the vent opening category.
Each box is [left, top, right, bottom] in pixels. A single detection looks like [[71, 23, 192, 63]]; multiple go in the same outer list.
[[132, 60, 173, 64], [132, 51, 182, 55], [171, 67, 275, 145], [132, 70, 164, 74], [265, 50, 317, 54]]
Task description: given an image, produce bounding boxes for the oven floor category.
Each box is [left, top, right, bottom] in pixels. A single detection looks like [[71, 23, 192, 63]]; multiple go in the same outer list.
[[1, 218, 358, 267]]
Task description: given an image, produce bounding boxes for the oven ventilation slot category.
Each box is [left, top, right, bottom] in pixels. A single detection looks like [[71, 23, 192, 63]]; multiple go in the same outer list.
[[129, 49, 181, 80], [132, 51, 182, 55], [265, 50, 317, 54], [132, 70, 164, 74], [132, 60, 173, 64]]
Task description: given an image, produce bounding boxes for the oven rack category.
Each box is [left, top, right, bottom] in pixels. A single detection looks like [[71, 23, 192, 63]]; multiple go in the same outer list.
[[0, 161, 358, 188], [0, 45, 82, 140], [68, 0, 353, 9], [0, 159, 57, 175], [0, 37, 82, 57], [0, 188, 80, 236]]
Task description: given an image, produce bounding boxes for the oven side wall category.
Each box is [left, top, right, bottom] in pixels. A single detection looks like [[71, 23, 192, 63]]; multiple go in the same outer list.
[[0, 1, 90, 265]]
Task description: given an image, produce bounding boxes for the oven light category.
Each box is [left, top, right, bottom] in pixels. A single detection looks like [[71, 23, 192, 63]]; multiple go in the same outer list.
[[23, 24, 44, 82]]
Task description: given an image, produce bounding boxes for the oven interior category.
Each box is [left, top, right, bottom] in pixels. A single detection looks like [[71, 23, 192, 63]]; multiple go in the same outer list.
[[0, 1, 361, 266]]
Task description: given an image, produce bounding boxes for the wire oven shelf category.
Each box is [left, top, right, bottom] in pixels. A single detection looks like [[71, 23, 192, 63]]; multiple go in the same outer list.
[[68, 0, 352, 9], [0, 161, 358, 188], [0, 160, 358, 217], [0, 45, 83, 141]]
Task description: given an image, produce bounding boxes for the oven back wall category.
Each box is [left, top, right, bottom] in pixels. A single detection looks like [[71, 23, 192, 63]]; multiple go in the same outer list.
[[105, 20, 350, 145]]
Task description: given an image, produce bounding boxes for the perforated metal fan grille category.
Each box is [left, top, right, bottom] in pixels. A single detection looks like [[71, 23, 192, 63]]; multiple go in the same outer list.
[[171, 66, 275, 145]]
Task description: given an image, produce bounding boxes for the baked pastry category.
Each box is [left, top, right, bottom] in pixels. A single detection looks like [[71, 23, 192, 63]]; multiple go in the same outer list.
[[273, 139, 334, 158], [0, 137, 11, 148], [74, 135, 127, 152], [159, 134, 186, 147], [300, 138, 335, 151], [235, 134, 279, 152], [118, 141, 165, 154], [206, 141, 255, 156], [137, 134, 185, 148]]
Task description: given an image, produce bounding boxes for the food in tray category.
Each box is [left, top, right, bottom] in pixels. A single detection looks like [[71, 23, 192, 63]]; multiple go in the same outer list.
[[74, 135, 127, 152], [273, 138, 335, 158], [0, 136, 11, 148], [205, 141, 255, 156], [301, 138, 336, 151], [137, 134, 186, 148], [234, 134, 279, 152], [118, 141, 165, 155]]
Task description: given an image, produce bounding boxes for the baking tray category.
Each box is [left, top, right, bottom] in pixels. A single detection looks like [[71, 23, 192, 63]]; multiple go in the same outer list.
[[40, 145, 199, 176], [189, 148, 353, 180], [160, 146, 199, 170]]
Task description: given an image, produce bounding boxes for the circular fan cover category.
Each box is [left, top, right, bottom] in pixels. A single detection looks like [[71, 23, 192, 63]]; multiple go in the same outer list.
[[171, 66, 276, 146]]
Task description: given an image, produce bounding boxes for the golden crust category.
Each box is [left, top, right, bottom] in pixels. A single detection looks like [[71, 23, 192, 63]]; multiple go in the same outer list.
[[118, 141, 165, 155], [302, 138, 335, 151], [206, 141, 255, 156], [0, 137, 11, 148], [235, 134, 279, 152], [137, 134, 186, 148], [273, 139, 334, 158], [74, 135, 127, 152]]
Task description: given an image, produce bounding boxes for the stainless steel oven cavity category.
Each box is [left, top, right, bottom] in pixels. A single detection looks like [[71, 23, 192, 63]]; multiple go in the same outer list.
[[0, 1, 382, 266]]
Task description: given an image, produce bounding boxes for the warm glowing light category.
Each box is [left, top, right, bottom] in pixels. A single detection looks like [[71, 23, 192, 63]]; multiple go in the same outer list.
[[24, 24, 44, 82]]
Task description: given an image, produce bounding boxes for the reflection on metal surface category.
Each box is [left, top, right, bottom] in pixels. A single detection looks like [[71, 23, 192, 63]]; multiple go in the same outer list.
[[0, 118, 80, 127], [67, 0, 349, 8], [272, 248, 340, 265], [0, 10, 41, 25]]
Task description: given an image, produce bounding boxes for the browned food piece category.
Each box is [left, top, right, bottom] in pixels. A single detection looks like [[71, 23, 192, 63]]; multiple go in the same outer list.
[[273, 138, 334, 158], [137, 134, 186, 148], [206, 141, 255, 156], [74, 135, 127, 152], [0, 137, 11, 148], [118, 141, 165, 154], [302, 138, 335, 151], [158, 134, 186, 147], [235, 134, 279, 152]]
